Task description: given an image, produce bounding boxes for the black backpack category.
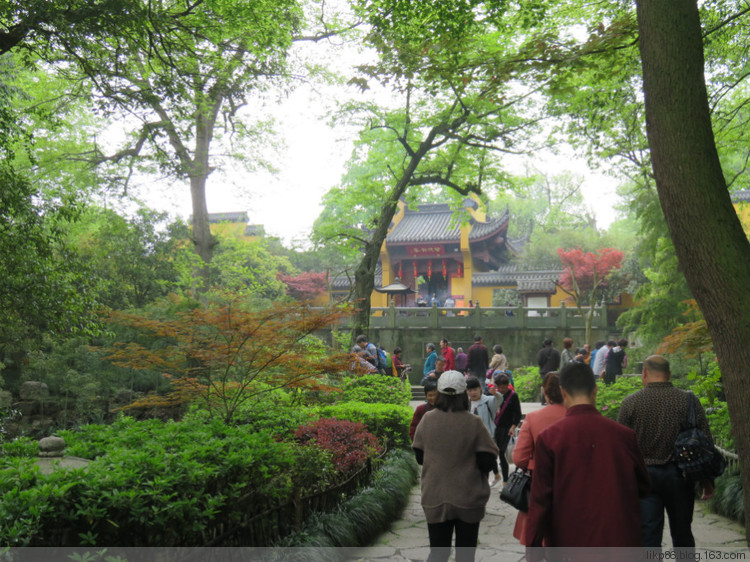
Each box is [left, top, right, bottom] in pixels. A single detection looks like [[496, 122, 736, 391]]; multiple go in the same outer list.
[[673, 391, 726, 481]]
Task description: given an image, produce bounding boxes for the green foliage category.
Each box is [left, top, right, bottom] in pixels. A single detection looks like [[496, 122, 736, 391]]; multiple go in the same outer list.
[[335, 374, 411, 406], [313, 402, 413, 448], [704, 401, 733, 450], [0, 415, 326, 546], [688, 359, 723, 407], [208, 234, 292, 300], [66, 207, 188, 309], [595, 376, 643, 420], [220, 390, 312, 438], [710, 469, 744, 526], [511, 367, 541, 403], [0, 436, 36, 458], [280, 448, 419, 548]]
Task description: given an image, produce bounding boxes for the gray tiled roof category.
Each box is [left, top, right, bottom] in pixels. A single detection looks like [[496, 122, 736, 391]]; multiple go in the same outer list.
[[386, 204, 508, 244], [468, 208, 510, 241], [473, 268, 561, 293], [731, 190, 750, 203], [330, 264, 382, 290], [386, 204, 461, 243]]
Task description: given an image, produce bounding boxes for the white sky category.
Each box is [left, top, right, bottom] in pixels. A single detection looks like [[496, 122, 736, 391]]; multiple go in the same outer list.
[[134, 35, 623, 246]]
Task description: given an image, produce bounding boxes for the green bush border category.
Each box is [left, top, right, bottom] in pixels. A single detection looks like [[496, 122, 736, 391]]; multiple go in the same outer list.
[[279, 448, 418, 548], [710, 469, 745, 525]]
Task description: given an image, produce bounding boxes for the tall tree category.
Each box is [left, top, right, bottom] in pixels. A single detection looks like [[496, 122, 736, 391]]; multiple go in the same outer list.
[[635, 0, 750, 542], [319, 0, 551, 337], [51, 0, 304, 276]]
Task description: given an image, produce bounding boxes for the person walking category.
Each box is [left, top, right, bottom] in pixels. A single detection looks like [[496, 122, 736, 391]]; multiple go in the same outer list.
[[424, 343, 438, 377], [618, 354, 715, 548], [467, 336, 490, 391], [455, 347, 468, 374], [412, 371, 499, 562], [559, 337, 575, 370], [492, 372, 521, 485], [525, 362, 650, 547], [440, 338, 456, 371], [489, 344, 508, 373], [536, 338, 559, 405], [511, 372, 566, 545], [603, 338, 628, 384]]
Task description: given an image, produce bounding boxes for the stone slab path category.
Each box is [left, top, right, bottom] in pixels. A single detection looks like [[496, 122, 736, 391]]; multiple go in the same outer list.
[[357, 402, 747, 560]]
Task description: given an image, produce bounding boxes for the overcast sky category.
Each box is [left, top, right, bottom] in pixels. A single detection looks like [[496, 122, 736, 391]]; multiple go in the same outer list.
[[133, 32, 621, 246]]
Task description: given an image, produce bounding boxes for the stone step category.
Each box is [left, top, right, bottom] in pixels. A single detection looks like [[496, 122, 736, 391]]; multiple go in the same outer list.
[[411, 385, 425, 401]]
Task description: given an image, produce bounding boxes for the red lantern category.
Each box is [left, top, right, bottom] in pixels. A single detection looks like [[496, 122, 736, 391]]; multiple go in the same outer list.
[[427, 260, 432, 280], [457, 262, 463, 277], [413, 260, 418, 279], [398, 261, 403, 279], [442, 259, 447, 278]]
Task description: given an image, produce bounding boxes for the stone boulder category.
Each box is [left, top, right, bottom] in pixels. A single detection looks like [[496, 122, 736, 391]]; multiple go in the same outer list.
[[38, 436, 66, 458], [19, 381, 49, 401]]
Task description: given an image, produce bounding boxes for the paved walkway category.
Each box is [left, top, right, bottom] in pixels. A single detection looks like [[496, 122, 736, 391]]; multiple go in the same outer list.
[[358, 402, 747, 560]]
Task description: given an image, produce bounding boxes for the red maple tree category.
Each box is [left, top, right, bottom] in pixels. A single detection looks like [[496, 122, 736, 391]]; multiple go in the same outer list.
[[557, 247, 625, 344], [278, 272, 328, 301]]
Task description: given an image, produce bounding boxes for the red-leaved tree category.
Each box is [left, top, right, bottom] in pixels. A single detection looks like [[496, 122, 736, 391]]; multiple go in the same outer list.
[[556, 247, 625, 345], [278, 272, 328, 301], [101, 293, 349, 423]]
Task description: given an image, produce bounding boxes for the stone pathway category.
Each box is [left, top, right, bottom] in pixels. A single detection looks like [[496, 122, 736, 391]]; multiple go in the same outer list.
[[357, 402, 747, 560]]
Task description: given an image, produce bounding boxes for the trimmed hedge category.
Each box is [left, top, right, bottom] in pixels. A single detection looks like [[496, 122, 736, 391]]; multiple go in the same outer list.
[[279, 448, 419, 548], [313, 402, 413, 448], [0, 416, 361, 546]]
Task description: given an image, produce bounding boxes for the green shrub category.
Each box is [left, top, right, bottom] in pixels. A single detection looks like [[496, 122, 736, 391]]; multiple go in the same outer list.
[[512, 367, 541, 402], [313, 402, 412, 448], [280, 448, 419, 548], [2, 415, 349, 546], [596, 376, 642, 420], [710, 469, 744, 525], [704, 401, 733, 449], [0, 436, 38, 458], [334, 374, 411, 406]]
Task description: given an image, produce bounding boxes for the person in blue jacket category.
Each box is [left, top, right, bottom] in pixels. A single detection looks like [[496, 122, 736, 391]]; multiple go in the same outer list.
[[423, 342, 438, 376]]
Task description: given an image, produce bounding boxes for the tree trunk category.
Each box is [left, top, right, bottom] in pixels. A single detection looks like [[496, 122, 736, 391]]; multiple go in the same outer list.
[[636, 0, 750, 543], [349, 124, 448, 340]]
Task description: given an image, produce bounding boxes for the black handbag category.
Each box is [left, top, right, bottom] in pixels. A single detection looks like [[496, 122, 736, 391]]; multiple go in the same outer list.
[[674, 391, 726, 481], [499, 467, 532, 512]]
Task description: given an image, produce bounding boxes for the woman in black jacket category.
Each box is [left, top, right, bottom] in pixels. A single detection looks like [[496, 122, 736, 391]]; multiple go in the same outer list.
[[492, 372, 522, 484]]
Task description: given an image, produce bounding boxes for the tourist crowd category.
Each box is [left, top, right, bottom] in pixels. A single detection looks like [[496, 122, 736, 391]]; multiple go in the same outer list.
[[406, 335, 718, 562]]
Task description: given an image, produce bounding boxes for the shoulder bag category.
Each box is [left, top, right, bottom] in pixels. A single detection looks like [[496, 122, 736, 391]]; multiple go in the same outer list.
[[674, 391, 726, 481], [499, 467, 532, 512]]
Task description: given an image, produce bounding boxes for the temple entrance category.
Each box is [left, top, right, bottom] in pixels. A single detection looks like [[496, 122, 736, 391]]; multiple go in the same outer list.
[[418, 274, 449, 305]]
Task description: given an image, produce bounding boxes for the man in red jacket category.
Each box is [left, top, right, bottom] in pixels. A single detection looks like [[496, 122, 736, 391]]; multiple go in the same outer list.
[[439, 338, 455, 371], [525, 362, 650, 548]]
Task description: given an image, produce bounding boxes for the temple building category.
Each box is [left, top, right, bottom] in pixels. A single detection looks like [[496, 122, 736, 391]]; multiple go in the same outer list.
[[332, 198, 570, 309]]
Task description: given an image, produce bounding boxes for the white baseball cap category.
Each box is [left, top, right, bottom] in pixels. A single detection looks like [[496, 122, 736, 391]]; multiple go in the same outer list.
[[437, 370, 467, 395]]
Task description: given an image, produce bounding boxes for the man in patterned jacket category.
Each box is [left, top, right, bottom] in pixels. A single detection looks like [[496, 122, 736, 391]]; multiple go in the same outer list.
[[618, 354, 715, 548]]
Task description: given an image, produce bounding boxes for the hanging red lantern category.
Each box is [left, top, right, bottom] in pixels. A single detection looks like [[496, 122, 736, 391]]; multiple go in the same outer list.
[[442, 259, 447, 278], [398, 261, 403, 279], [457, 262, 463, 277], [427, 260, 432, 280], [413, 260, 418, 280]]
